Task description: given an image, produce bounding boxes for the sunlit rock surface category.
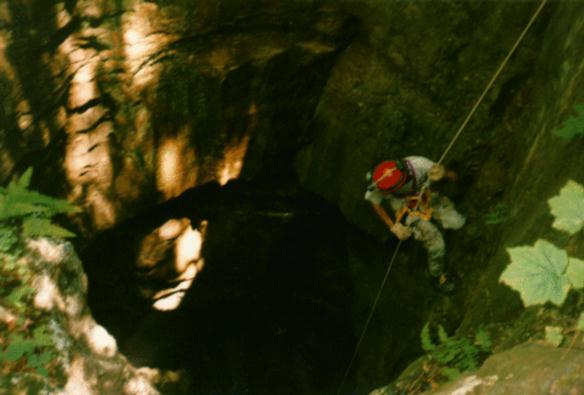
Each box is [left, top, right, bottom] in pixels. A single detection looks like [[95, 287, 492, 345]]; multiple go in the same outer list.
[[428, 342, 584, 395], [0, 238, 188, 394], [0, 0, 352, 232], [371, 342, 584, 395]]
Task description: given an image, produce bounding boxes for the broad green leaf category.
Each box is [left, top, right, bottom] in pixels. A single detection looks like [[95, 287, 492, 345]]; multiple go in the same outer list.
[[500, 240, 571, 306], [548, 180, 584, 235], [553, 103, 584, 139], [578, 312, 584, 331], [567, 256, 584, 289], [544, 326, 564, 347]]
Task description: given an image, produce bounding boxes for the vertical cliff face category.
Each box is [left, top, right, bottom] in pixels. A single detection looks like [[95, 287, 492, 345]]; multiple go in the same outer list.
[[2, 1, 583, 394], [0, 0, 353, 233], [316, 1, 584, 394]]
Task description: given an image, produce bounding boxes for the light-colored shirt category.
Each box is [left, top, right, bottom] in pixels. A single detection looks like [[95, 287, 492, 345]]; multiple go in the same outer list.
[[364, 156, 435, 211]]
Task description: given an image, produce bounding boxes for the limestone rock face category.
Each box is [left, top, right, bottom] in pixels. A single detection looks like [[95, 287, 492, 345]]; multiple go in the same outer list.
[[429, 342, 584, 395], [2, 1, 584, 395], [0, 0, 352, 232], [0, 238, 187, 394]]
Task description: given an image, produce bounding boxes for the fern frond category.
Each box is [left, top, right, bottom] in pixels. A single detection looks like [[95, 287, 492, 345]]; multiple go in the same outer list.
[[22, 218, 76, 239], [437, 325, 450, 344], [0, 227, 18, 253], [474, 328, 492, 351], [441, 367, 461, 381], [15, 168, 33, 190], [421, 322, 436, 351], [0, 181, 79, 221]]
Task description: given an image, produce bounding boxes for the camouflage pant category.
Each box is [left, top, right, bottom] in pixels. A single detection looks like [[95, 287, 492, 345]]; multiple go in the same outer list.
[[404, 193, 465, 277]]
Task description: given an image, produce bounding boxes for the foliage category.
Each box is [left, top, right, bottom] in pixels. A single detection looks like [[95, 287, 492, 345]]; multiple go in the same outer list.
[[483, 203, 509, 225], [553, 103, 584, 139], [500, 180, 584, 307], [0, 252, 59, 378], [420, 323, 491, 381], [0, 228, 18, 253], [566, 257, 584, 289], [0, 168, 78, 249], [548, 180, 584, 235], [544, 326, 564, 347], [500, 240, 578, 306], [578, 312, 584, 332], [0, 168, 78, 381], [0, 324, 57, 377]]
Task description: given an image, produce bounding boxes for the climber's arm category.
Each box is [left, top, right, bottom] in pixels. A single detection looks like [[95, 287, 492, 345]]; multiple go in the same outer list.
[[371, 202, 394, 229], [370, 202, 411, 240]]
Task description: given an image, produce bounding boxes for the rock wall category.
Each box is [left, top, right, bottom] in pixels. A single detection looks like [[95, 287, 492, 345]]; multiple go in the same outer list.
[[293, 2, 557, 393], [0, 0, 352, 232], [2, 0, 583, 394], [0, 238, 188, 394], [360, 0, 584, 393]]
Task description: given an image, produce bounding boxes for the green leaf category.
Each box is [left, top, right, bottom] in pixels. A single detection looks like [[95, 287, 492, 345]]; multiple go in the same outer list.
[[500, 240, 571, 306], [483, 203, 509, 225], [26, 351, 53, 377], [22, 218, 76, 239], [0, 335, 35, 361], [548, 180, 584, 235], [5, 286, 34, 307], [545, 326, 564, 347], [553, 103, 584, 139], [421, 322, 436, 351], [437, 325, 450, 344], [0, 174, 79, 221], [474, 328, 492, 351], [32, 327, 53, 347], [0, 227, 17, 253], [16, 168, 33, 190], [441, 367, 461, 381], [567, 256, 584, 289], [577, 312, 584, 331]]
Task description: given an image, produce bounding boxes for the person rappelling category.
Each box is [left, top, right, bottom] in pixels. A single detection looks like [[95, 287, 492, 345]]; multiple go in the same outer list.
[[364, 156, 465, 293]]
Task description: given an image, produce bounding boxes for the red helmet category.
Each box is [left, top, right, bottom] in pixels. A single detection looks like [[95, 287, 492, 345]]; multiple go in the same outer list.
[[371, 160, 408, 192]]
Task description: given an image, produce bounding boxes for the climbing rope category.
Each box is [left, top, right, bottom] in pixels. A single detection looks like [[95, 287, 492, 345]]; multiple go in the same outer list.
[[335, 1, 548, 394]]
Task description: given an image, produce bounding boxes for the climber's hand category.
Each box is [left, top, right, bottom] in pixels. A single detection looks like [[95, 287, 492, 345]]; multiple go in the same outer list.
[[390, 223, 412, 240], [428, 164, 446, 181]]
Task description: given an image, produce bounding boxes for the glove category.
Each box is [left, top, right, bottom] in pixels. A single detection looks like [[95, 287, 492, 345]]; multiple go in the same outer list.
[[390, 223, 412, 240], [428, 164, 446, 181]]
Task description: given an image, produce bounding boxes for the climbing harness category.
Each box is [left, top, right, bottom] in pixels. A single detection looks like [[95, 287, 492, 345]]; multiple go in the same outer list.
[[335, 1, 548, 394], [395, 189, 433, 223]]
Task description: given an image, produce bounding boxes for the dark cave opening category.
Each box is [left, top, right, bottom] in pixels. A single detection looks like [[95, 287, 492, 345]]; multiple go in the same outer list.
[[80, 180, 357, 395]]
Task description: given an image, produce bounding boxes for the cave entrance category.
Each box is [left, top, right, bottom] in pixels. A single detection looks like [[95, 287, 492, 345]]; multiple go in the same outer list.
[[80, 180, 356, 395]]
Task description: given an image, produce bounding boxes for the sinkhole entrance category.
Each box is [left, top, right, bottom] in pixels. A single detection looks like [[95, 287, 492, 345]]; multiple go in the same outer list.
[[80, 180, 356, 395]]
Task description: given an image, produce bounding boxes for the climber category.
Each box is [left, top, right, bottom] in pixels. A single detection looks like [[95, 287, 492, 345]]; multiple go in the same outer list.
[[364, 156, 465, 293]]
